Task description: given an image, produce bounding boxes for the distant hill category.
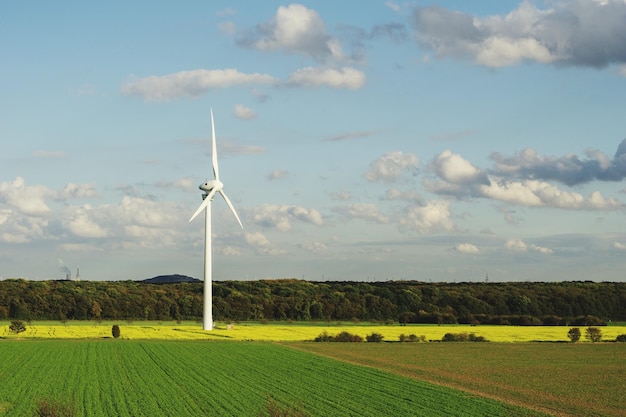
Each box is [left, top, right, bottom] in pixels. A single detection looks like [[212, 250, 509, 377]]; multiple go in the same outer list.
[[140, 274, 201, 284]]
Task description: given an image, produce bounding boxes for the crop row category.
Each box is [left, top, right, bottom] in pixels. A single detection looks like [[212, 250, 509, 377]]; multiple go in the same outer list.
[[0, 340, 539, 416]]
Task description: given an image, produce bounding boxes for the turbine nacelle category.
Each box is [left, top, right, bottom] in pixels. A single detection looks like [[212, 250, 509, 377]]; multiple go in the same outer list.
[[200, 179, 223, 194]]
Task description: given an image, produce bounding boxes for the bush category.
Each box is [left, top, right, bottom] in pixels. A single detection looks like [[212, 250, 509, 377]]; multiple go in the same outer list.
[[615, 334, 626, 343], [111, 325, 120, 339], [585, 327, 602, 343], [334, 331, 363, 342], [313, 331, 333, 342], [567, 327, 581, 342], [365, 333, 384, 343], [9, 320, 26, 335], [313, 331, 362, 342], [35, 398, 76, 417], [442, 332, 488, 342]]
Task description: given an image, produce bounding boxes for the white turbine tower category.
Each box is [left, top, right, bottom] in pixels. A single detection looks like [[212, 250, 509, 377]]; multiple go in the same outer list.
[[189, 109, 243, 330]]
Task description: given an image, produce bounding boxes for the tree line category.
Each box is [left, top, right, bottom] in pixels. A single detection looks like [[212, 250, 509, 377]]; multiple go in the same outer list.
[[1, 278, 624, 324]]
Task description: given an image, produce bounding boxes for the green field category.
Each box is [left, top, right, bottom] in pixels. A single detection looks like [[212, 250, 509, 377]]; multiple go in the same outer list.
[[0, 340, 540, 417], [1, 322, 625, 416]]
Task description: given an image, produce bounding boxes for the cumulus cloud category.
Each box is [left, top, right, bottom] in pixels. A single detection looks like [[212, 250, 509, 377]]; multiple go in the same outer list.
[[245, 231, 287, 255], [504, 239, 553, 254], [479, 179, 623, 210], [490, 139, 626, 186], [56, 183, 100, 200], [454, 242, 480, 254], [364, 151, 419, 183], [63, 205, 109, 238], [410, 1, 626, 68], [249, 204, 323, 231], [234, 104, 256, 120], [397, 200, 457, 234], [505, 238, 527, 252], [285, 66, 366, 89], [237, 4, 344, 62], [425, 145, 626, 211], [333, 203, 390, 224], [122, 69, 277, 101], [429, 150, 486, 185], [0, 177, 53, 216], [530, 244, 554, 254]]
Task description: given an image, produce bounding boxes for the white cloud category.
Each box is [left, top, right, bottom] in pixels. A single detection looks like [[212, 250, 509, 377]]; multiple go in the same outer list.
[[398, 200, 457, 234], [385, 1, 400, 12], [530, 244, 554, 254], [429, 150, 484, 185], [249, 204, 323, 231], [286, 67, 366, 89], [364, 151, 418, 183], [245, 231, 287, 255], [239, 4, 344, 62], [122, 69, 277, 101], [411, 1, 626, 68], [384, 188, 421, 202], [300, 241, 329, 255], [480, 178, 624, 210], [505, 238, 527, 252], [454, 242, 480, 254], [505, 239, 553, 254], [613, 241, 626, 250], [0, 177, 52, 216], [216, 246, 241, 256], [56, 183, 100, 200], [334, 203, 390, 224], [64, 206, 109, 238], [234, 104, 256, 120]]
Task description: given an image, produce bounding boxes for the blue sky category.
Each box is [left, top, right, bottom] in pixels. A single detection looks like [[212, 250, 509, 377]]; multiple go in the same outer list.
[[2, 0, 626, 282]]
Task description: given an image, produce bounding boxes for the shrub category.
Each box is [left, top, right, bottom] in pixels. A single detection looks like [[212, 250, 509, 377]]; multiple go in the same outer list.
[[9, 320, 26, 335], [615, 334, 626, 343], [585, 327, 602, 343], [313, 331, 333, 342], [442, 332, 488, 342], [366, 333, 384, 343], [111, 325, 121, 339], [334, 331, 363, 342], [567, 327, 581, 342], [35, 398, 76, 417], [313, 331, 362, 342]]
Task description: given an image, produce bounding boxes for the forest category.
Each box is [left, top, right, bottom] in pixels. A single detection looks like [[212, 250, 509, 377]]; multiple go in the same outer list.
[[1, 279, 624, 325]]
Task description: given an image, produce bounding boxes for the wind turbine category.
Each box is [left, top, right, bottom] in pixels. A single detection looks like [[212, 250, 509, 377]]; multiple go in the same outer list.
[[189, 109, 243, 330]]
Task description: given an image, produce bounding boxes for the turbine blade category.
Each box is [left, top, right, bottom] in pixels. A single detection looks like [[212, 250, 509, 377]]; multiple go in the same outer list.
[[219, 190, 243, 229], [211, 109, 219, 181], [189, 188, 218, 222]]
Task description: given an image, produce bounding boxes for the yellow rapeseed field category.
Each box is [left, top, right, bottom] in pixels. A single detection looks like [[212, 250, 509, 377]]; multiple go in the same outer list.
[[2, 320, 625, 342]]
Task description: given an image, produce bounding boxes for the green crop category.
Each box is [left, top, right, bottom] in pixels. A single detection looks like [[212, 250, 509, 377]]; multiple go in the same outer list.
[[0, 340, 539, 416]]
